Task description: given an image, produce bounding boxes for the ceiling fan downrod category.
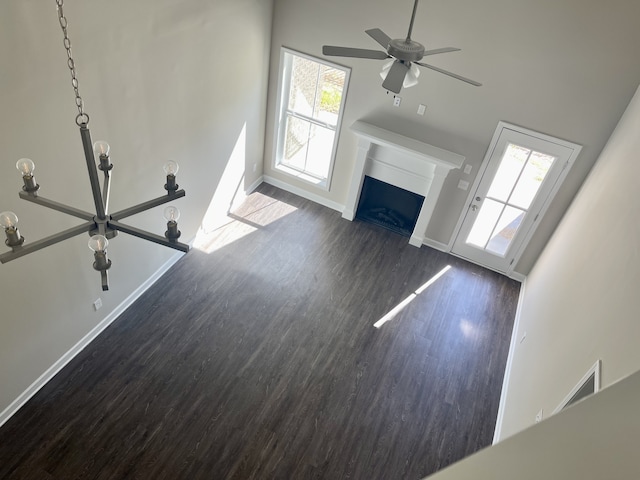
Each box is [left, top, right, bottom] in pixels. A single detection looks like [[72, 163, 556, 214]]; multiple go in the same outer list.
[[406, 0, 420, 42]]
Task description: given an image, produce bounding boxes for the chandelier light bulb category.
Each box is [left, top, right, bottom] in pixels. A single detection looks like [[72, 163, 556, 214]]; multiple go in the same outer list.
[[163, 206, 181, 222], [93, 141, 110, 157], [88, 234, 109, 253], [16, 158, 36, 177], [0, 211, 19, 229], [163, 161, 179, 176]]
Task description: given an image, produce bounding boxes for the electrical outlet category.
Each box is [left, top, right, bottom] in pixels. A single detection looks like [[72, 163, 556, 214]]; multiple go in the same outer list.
[[93, 298, 102, 311], [463, 164, 473, 175], [417, 104, 426, 115], [393, 96, 402, 107], [535, 409, 543, 423]]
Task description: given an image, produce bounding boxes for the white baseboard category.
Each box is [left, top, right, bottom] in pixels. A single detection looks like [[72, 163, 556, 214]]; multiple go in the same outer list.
[[421, 238, 449, 252], [492, 277, 527, 444], [0, 250, 185, 429], [409, 235, 424, 247], [245, 175, 264, 194], [263, 175, 344, 213], [508, 271, 526, 282]]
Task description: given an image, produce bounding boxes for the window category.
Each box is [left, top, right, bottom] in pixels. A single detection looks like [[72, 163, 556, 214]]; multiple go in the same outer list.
[[274, 48, 350, 189], [553, 360, 601, 414]]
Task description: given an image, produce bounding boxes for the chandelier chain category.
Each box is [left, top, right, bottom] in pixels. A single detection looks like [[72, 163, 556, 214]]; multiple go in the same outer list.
[[55, 0, 89, 126]]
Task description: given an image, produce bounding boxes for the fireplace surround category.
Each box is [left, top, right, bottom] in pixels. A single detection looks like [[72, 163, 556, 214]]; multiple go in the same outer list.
[[344, 121, 464, 247]]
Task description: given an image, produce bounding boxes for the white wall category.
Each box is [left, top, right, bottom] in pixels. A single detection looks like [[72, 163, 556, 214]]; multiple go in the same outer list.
[[497, 85, 640, 438], [0, 0, 273, 419], [264, 0, 640, 273], [424, 368, 640, 480]]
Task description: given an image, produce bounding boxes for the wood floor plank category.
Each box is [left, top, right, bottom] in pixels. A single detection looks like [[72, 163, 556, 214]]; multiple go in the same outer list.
[[0, 183, 520, 479]]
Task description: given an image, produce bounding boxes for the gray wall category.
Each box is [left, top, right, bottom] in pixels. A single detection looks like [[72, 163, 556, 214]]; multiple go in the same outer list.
[[498, 85, 640, 438], [0, 0, 273, 417], [264, 0, 640, 274]]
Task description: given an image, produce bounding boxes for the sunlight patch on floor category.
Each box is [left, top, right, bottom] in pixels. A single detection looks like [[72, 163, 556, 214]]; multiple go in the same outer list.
[[194, 194, 298, 254], [374, 265, 452, 329]]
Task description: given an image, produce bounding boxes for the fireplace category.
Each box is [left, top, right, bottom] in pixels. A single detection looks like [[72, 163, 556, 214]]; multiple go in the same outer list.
[[356, 176, 425, 237], [344, 121, 464, 247]]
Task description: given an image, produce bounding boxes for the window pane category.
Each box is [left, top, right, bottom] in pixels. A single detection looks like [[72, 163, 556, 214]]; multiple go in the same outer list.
[[283, 116, 336, 177], [283, 115, 310, 170], [486, 143, 530, 202], [486, 206, 525, 256], [288, 55, 319, 117], [509, 151, 556, 209], [305, 125, 335, 177], [466, 199, 504, 249], [313, 65, 345, 126]]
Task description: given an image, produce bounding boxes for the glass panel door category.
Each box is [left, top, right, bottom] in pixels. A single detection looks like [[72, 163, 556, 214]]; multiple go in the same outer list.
[[452, 124, 581, 274], [465, 143, 556, 256]]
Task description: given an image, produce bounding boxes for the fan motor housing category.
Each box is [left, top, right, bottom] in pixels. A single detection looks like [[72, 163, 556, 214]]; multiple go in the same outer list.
[[388, 38, 425, 62]]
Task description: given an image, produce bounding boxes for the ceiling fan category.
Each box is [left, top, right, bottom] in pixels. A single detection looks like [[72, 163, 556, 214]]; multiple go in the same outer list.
[[322, 0, 481, 94]]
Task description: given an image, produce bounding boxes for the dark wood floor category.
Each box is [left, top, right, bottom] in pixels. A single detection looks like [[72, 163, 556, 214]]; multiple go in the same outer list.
[[0, 184, 519, 480]]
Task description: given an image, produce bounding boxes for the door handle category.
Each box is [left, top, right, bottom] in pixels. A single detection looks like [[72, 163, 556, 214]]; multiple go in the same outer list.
[[471, 204, 478, 212]]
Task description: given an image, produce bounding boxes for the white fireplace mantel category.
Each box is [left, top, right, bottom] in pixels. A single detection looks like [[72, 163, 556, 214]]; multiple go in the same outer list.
[[343, 120, 465, 247]]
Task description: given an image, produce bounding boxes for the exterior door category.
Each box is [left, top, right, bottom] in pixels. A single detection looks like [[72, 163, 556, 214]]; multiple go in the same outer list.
[[452, 123, 581, 274]]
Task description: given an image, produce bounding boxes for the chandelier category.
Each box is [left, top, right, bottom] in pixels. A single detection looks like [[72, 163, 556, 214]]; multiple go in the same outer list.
[[0, 0, 189, 291]]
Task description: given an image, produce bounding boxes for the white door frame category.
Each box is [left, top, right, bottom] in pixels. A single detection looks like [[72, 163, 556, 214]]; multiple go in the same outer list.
[[448, 122, 582, 278]]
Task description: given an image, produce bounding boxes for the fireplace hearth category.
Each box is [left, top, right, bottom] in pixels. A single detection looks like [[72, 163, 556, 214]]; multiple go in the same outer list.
[[356, 176, 424, 237]]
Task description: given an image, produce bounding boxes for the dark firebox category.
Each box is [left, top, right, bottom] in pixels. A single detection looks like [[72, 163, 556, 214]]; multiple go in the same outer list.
[[355, 176, 424, 237]]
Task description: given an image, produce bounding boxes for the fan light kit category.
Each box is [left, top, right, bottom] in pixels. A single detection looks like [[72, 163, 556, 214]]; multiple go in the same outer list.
[[323, 0, 482, 94], [0, 0, 190, 291]]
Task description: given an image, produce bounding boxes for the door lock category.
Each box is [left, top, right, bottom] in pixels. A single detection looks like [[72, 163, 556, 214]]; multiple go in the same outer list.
[[471, 204, 478, 211]]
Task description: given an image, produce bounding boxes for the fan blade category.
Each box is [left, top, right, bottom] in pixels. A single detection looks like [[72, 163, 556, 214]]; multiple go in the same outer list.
[[323, 46, 389, 60], [365, 28, 392, 49], [415, 62, 482, 86], [382, 61, 409, 94], [422, 47, 461, 56]]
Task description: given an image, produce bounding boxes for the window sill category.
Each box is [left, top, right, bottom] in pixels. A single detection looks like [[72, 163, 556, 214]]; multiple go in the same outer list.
[[274, 163, 329, 190]]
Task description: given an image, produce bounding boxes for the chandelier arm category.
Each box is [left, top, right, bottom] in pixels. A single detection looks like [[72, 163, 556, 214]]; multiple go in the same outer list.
[[108, 220, 190, 253], [102, 170, 112, 216], [18, 191, 95, 221], [0, 221, 94, 264], [80, 125, 107, 220], [109, 190, 186, 221]]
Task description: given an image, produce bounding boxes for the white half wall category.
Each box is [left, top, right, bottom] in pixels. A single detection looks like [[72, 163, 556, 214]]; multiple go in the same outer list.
[[497, 84, 640, 438], [0, 0, 273, 418], [424, 368, 640, 480]]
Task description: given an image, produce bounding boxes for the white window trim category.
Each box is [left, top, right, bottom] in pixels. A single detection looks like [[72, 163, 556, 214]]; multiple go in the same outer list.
[[272, 47, 350, 191], [553, 360, 602, 414]]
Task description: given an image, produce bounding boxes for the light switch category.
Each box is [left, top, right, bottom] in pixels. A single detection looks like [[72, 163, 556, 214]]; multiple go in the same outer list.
[[457, 180, 469, 190], [417, 104, 426, 115], [463, 164, 472, 175]]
